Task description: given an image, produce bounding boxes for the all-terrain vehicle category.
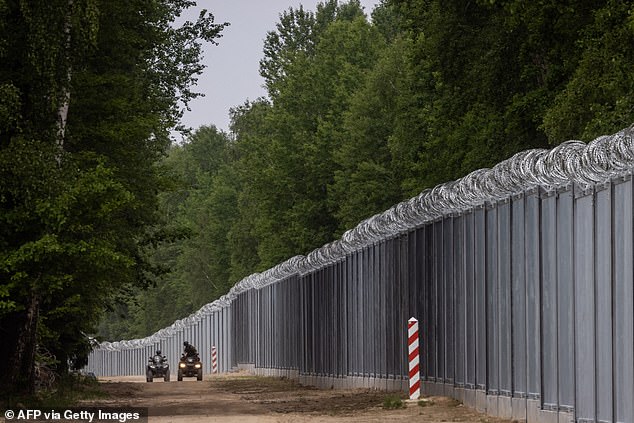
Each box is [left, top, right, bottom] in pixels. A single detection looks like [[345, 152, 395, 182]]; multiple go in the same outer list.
[[146, 353, 170, 382], [177, 353, 203, 381]]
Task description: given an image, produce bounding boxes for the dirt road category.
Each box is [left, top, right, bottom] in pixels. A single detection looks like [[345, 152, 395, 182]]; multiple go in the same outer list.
[[84, 372, 516, 423]]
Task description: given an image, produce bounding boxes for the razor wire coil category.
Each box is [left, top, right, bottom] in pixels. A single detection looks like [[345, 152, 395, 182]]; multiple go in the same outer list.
[[97, 125, 634, 351]]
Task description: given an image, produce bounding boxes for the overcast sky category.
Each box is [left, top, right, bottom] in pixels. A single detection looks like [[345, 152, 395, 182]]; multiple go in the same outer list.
[[176, 0, 380, 139]]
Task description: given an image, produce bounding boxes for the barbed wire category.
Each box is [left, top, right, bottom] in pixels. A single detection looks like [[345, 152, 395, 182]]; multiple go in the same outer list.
[[100, 124, 634, 351]]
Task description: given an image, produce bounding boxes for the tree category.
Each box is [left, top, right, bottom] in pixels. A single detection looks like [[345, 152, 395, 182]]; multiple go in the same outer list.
[[260, 5, 318, 99], [330, 32, 409, 231], [386, 0, 613, 188], [542, 0, 634, 141], [226, 100, 269, 278], [172, 126, 238, 309], [98, 125, 241, 339], [237, 1, 383, 267], [0, 0, 226, 395]]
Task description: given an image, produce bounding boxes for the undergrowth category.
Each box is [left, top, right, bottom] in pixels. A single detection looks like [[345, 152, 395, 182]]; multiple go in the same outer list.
[[1, 373, 107, 409], [382, 394, 405, 409]]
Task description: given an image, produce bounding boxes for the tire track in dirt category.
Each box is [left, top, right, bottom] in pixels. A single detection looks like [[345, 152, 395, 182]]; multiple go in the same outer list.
[[83, 372, 517, 423]]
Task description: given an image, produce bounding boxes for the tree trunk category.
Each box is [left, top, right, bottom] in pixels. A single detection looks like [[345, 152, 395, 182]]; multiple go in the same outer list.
[[3, 288, 40, 395], [56, 0, 74, 151]]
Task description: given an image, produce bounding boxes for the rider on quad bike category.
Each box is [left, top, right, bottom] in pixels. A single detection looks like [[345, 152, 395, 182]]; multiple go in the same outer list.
[[183, 341, 198, 358], [146, 349, 170, 382], [178, 341, 203, 381]]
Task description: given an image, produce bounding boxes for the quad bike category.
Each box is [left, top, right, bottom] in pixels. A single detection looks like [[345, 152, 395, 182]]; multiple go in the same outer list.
[[146, 354, 170, 382], [177, 354, 203, 381]]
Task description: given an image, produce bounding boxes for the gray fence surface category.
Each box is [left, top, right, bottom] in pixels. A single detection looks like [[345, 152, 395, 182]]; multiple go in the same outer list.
[[86, 125, 634, 423]]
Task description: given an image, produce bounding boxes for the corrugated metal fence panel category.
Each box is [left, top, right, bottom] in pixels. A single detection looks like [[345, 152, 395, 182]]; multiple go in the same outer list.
[[486, 203, 499, 396], [421, 225, 431, 382], [454, 215, 465, 388], [434, 220, 444, 383], [443, 217, 454, 385], [511, 194, 527, 399], [574, 185, 595, 422], [464, 211, 476, 390], [497, 199, 512, 398], [595, 182, 613, 423], [525, 189, 541, 400], [381, 240, 391, 379], [556, 187, 574, 413], [398, 234, 409, 379], [348, 249, 361, 377], [474, 206, 487, 391], [541, 189, 557, 411], [613, 174, 634, 423]]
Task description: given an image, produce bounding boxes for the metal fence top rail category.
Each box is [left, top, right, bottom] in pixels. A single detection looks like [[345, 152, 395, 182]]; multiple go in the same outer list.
[[98, 124, 634, 351]]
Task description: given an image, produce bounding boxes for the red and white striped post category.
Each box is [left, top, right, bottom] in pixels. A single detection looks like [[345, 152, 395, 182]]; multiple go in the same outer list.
[[408, 317, 420, 400], [211, 346, 218, 374]]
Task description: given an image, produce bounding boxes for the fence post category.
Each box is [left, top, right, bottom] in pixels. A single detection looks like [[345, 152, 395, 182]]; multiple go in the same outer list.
[[211, 345, 218, 374], [408, 317, 420, 399]]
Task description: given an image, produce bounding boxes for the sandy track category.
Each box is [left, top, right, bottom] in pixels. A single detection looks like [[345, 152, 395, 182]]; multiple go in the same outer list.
[[84, 372, 516, 423]]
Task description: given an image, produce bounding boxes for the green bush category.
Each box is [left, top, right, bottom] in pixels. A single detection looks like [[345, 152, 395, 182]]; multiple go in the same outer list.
[[382, 395, 405, 409]]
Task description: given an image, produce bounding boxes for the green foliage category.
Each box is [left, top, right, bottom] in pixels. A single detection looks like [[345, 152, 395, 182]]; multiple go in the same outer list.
[[2, 372, 107, 409], [0, 83, 20, 133], [382, 394, 405, 409], [99, 125, 240, 338], [173, 127, 239, 308], [330, 32, 409, 231], [0, 0, 227, 394], [386, 0, 633, 189], [240, 1, 383, 267], [260, 5, 318, 99], [542, 1, 634, 141]]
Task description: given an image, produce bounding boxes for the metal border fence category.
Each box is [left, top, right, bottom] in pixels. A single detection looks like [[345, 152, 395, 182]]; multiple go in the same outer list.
[[86, 125, 634, 423]]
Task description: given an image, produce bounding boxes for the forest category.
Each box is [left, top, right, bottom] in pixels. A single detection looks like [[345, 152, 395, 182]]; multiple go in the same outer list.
[[1, 0, 633, 396]]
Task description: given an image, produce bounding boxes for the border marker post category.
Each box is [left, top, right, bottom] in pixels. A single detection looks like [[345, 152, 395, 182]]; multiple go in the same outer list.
[[211, 346, 218, 374], [408, 317, 420, 400]]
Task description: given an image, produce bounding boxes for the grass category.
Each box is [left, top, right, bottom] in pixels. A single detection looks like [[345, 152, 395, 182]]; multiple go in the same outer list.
[[1, 373, 108, 409], [418, 398, 435, 407], [382, 394, 405, 409]]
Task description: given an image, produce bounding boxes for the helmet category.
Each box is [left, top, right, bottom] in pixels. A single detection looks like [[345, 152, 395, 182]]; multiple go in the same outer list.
[[156, 350, 162, 355], [183, 341, 189, 347]]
